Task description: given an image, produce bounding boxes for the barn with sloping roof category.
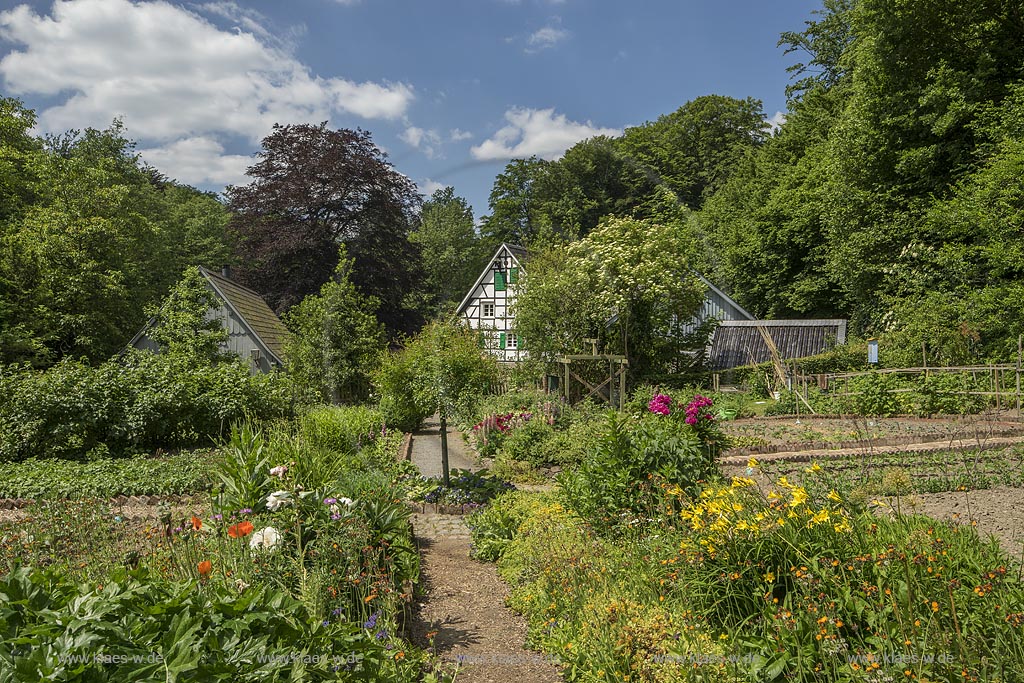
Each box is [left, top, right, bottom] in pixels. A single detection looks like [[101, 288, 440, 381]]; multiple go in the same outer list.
[[129, 266, 290, 374]]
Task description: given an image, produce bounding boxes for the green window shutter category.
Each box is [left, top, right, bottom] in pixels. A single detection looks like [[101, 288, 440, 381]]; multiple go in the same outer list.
[[494, 271, 506, 291], [499, 332, 507, 349], [510, 266, 519, 284], [478, 331, 485, 348]]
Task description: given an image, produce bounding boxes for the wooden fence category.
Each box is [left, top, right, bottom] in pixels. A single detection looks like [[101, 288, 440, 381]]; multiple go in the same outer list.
[[784, 363, 1024, 415]]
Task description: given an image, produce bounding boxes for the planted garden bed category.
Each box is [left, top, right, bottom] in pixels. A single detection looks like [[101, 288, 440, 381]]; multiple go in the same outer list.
[[722, 414, 1024, 454]]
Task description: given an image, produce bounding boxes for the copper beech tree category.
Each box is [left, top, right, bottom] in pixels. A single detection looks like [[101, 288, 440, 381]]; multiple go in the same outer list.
[[226, 123, 424, 337]]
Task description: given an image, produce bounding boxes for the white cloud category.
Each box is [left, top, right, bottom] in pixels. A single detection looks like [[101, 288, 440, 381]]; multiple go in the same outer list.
[[196, 2, 304, 51], [138, 136, 251, 186], [526, 24, 569, 52], [399, 125, 441, 158], [471, 107, 620, 161], [0, 0, 414, 186], [449, 128, 473, 142], [418, 178, 447, 196], [768, 110, 787, 134]]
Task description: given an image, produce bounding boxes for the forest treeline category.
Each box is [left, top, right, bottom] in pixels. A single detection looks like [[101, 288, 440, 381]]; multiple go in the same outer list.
[[478, 0, 1024, 367], [4, 0, 1024, 372]]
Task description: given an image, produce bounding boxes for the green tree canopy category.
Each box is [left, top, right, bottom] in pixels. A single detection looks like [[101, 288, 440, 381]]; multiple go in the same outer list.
[[284, 248, 385, 404], [409, 186, 485, 313], [226, 123, 424, 338], [144, 266, 228, 363], [514, 217, 705, 381]]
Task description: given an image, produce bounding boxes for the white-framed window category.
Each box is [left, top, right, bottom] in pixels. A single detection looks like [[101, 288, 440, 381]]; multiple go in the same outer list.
[[506, 333, 518, 349], [482, 301, 495, 318]]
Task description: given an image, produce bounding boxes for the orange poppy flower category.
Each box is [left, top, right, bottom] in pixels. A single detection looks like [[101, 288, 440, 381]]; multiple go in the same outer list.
[[228, 520, 255, 539], [191, 516, 202, 530], [198, 560, 212, 578]]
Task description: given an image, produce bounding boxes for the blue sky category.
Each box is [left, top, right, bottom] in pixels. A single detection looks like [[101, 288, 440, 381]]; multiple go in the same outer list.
[[0, 0, 823, 218]]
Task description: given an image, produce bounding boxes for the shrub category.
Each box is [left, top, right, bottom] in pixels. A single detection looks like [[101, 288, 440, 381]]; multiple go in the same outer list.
[[534, 417, 605, 466], [849, 371, 910, 416], [0, 352, 290, 462], [499, 418, 555, 466], [372, 350, 428, 433], [560, 393, 724, 532], [467, 490, 564, 562], [298, 405, 385, 454], [913, 372, 988, 416], [458, 389, 552, 428]]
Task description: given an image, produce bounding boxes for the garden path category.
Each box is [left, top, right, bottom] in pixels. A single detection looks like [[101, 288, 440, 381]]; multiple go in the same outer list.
[[410, 415, 477, 478], [407, 420, 562, 683]]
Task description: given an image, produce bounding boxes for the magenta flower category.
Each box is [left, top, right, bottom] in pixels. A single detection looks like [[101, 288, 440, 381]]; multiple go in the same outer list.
[[648, 393, 672, 415], [684, 394, 714, 425]]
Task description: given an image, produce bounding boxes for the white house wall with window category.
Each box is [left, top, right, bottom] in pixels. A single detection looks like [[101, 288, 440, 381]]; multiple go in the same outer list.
[[455, 243, 848, 371], [455, 243, 527, 363]]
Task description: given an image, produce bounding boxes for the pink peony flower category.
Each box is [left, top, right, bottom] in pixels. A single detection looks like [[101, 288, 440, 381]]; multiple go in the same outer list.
[[648, 393, 672, 415]]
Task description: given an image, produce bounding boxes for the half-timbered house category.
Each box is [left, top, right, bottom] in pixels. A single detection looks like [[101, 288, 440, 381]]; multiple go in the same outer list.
[[455, 243, 527, 363], [456, 244, 847, 370]]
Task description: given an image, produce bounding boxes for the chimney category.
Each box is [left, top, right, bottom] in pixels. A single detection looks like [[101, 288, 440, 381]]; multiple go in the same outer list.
[[221, 265, 231, 279]]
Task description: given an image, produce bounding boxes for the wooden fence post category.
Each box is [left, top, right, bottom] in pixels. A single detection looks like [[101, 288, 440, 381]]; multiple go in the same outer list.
[[1017, 336, 1022, 417]]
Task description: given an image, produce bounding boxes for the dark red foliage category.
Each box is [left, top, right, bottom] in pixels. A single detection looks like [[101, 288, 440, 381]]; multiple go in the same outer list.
[[226, 123, 423, 336]]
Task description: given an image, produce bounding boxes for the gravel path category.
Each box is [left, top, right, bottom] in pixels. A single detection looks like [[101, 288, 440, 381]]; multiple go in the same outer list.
[[408, 420, 562, 683], [410, 415, 478, 478]]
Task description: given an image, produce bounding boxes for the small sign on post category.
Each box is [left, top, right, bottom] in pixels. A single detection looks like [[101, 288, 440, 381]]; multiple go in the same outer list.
[[867, 338, 879, 365]]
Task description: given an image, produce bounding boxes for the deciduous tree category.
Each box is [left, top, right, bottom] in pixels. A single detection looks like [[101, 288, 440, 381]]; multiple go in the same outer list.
[[227, 123, 423, 337], [409, 186, 484, 313]]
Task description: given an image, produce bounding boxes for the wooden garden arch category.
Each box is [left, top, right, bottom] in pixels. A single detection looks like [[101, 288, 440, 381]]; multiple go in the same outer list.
[[556, 350, 629, 411]]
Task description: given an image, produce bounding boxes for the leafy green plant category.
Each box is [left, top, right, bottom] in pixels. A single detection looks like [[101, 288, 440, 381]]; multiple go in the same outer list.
[[914, 372, 988, 416], [298, 405, 385, 454], [0, 351, 290, 462], [499, 418, 555, 465], [561, 393, 724, 532], [420, 469, 516, 507], [0, 452, 213, 499], [467, 491, 559, 562], [372, 349, 429, 433], [848, 372, 910, 416], [213, 422, 272, 513], [0, 565, 424, 681]]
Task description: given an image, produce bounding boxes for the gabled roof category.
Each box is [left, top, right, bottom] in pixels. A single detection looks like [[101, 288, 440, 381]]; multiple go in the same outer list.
[[198, 267, 290, 365], [504, 243, 529, 264], [454, 242, 528, 315]]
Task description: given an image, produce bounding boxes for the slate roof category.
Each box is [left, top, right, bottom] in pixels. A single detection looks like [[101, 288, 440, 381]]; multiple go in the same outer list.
[[198, 267, 291, 364], [707, 320, 848, 371]]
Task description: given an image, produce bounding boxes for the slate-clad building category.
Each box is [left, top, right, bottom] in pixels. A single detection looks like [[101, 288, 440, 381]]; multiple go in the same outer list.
[[706, 319, 848, 371], [129, 266, 290, 374]]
